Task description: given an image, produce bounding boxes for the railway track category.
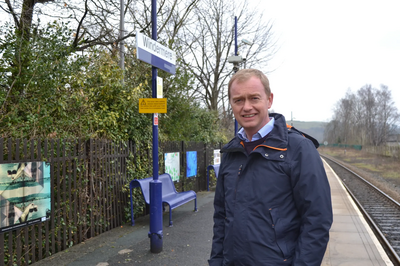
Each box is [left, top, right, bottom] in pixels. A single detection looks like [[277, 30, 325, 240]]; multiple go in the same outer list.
[[321, 154, 400, 265]]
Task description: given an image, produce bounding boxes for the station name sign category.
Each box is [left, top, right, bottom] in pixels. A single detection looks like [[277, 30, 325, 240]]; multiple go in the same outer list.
[[136, 31, 176, 75]]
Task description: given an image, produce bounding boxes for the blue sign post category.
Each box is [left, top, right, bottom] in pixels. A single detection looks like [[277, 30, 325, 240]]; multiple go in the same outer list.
[[149, 0, 162, 254], [135, 0, 176, 254], [234, 16, 239, 136]]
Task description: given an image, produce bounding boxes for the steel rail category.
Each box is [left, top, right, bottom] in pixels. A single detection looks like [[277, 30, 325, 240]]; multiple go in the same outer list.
[[321, 154, 400, 266]]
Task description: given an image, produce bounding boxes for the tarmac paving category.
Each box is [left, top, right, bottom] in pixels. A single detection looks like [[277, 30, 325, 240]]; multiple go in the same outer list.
[[32, 191, 215, 266], [32, 161, 394, 266]]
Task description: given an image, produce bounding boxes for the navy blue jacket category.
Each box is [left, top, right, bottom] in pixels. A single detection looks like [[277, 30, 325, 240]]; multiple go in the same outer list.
[[209, 113, 332, 266]]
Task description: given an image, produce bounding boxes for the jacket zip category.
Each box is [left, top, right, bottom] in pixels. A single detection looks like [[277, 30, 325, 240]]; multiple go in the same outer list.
[[233, 164, 243, 200]]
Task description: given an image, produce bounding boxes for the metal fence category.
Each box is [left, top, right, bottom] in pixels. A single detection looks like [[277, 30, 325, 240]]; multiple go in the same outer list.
[[0, 138, 221, 265]]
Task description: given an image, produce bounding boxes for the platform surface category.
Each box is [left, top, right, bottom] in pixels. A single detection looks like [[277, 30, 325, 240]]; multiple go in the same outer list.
[[32, 160, 395, 266], [321, 160, 393, 266]]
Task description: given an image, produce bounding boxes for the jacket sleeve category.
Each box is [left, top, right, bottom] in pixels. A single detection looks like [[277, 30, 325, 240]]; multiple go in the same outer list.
[[208, 156, 227, 266], [290, 138, 333, 266]]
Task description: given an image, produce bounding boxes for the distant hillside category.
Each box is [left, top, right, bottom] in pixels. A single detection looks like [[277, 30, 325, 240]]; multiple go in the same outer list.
[[288, 121, 327, 143]]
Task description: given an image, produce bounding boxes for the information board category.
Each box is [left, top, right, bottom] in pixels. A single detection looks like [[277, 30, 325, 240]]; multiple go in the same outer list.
[[0, 162, 51, 233], [139, 98, 167, 113]]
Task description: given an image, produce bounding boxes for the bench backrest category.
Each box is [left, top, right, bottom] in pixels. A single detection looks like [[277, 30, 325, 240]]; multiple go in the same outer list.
[[158, 173, 179, 197], [131, 173, 178, 204], [131, 177, 152, 204]]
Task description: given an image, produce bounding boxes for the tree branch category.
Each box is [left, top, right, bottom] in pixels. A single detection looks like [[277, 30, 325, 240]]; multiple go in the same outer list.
[[72, 0, 89, 48], [74, 32, 136, 51], [34, 0, 56, 4], [4, 0, 20, 28]]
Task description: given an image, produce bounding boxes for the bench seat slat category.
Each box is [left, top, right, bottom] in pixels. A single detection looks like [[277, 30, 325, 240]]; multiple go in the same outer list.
[[162, 191, 197, 209]]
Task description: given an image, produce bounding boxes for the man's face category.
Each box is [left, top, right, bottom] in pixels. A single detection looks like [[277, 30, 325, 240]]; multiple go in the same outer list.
[[230, 76, 273, 140]]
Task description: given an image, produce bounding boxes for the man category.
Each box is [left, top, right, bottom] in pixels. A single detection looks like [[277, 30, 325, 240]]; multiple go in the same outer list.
[[209, 69, 332, 266]]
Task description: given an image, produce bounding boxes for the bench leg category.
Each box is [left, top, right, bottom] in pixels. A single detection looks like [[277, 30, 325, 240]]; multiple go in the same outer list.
[[194, 198, 198, 212], [207, 170, 210, 191], [130, 188, 135, 226], [169, 205, 173, 227]]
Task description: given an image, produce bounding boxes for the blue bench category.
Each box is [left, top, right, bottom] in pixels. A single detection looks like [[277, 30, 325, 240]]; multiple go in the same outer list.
[[206, 164, 220, 191], [129, 173, 197, 227]]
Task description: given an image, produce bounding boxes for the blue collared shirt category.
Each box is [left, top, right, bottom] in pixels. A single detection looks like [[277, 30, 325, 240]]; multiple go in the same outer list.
[[237, 117, 275, 142]]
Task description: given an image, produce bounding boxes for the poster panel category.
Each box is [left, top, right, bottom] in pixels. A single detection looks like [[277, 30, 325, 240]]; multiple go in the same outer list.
[[165, 152, 180, 182], [213, 149, 221, 165], [0, 162, 51, 233], [186, 151, 197, 178]]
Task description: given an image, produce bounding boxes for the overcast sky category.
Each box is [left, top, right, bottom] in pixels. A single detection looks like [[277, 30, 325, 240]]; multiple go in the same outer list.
[[251, 0, 400, 122]]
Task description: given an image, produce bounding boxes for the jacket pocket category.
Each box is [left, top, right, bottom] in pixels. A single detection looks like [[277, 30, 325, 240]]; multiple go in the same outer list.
[[269, 208, 289, 258], [223, 217, 234, 252]]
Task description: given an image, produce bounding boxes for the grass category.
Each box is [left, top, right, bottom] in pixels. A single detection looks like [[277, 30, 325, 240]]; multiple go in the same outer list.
[[352, 163, 380, 172], [319, 146, 400, 192], [384, 172, 399, 179]]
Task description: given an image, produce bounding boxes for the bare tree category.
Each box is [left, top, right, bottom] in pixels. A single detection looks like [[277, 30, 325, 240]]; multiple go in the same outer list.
[[328, 90, 354, 146], [325, 84, 399, 146], [375, 85, 400, 145], [357, 85, 379, 145], [339, 93, 354, 145], [129, 0, 199, 43], [1, 0, 199, 89], [324, 119, 341, 144], [177, 0, 277, 117], [352, 90, 367, 145], [1, 0, 199, 53], [2, 0, 128, 50], [2, 0, 276, 137], [2, 0, 54, 41]]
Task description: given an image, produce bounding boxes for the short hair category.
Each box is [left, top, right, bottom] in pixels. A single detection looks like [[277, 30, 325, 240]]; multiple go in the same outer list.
[[228, 69, 271, 99]]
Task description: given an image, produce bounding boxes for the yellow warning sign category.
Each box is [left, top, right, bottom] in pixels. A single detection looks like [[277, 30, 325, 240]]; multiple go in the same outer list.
[[139, 98, 167, 113]]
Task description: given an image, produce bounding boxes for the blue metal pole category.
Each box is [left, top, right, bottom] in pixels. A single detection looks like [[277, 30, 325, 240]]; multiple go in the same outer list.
[[234, 16, 238, 136], [149, 0, 163, 253]]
